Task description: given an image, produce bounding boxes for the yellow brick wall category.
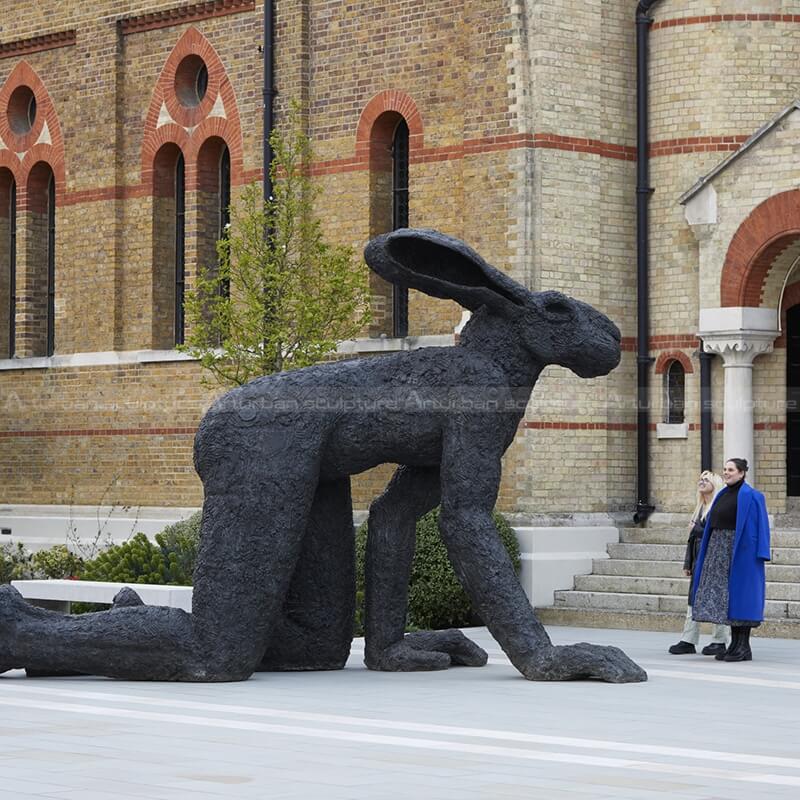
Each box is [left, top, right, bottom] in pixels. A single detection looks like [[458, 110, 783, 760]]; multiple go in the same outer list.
[[9, 1, 797, 518], [0, 0, 649, 515], [0, 359, 218, 506], [645, 4, 800, 514]]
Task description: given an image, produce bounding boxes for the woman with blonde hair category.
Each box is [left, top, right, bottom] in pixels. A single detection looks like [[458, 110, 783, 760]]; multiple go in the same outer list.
[[668, 470, 730, 656]]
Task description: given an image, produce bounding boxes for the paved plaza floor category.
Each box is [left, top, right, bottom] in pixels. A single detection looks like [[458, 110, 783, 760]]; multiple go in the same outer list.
[[1, 625, 799, 800]]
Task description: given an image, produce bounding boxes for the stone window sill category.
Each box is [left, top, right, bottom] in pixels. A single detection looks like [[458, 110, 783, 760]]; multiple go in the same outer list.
[[657, 422, 688, 439], [337, 334, 455, 355], [0, 336, 456, 371], [0, 349, 198, 371]]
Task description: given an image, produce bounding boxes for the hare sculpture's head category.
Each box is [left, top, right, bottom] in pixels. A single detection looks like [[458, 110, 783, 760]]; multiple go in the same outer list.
[[364, 229, 621, 379]]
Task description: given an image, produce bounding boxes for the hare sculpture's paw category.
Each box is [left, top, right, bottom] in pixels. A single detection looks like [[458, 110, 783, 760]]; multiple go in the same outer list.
[[365, 629, 488, 672], [520, 643, 647, 684], [0, 585, 30, 674], [404, 629, 488, 667], [111, 587, 145, 608], [365, 640, 450, 671]]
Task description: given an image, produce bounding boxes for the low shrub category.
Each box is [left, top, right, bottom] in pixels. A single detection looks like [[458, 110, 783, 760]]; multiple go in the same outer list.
[[80, 513, 202, 586], [355, 508, 519, 633], [154, 511, 202, 584], [2, 542, 85, 583], [0, 542, 35, 584], [31, 545, 84, 579], [80, 533, 165, 584]]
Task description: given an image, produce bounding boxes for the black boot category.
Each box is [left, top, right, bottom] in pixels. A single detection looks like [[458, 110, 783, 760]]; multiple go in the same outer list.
[[724, 626, 752, 662], [701, 642, 726, 657], [668, 641, 696, 655], [716, 626, 738, 660]]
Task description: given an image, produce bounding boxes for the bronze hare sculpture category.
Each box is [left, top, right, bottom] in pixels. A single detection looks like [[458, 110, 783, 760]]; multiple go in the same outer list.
[[1, 229, 646, 684]]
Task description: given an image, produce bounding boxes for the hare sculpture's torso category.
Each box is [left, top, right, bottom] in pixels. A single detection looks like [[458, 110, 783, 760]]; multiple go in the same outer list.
[[197, 340, 536, 483]]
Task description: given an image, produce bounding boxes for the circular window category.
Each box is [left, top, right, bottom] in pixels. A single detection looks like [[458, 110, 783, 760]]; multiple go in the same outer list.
[[7, 86, 37, 135], [174, 55, 209, 108]]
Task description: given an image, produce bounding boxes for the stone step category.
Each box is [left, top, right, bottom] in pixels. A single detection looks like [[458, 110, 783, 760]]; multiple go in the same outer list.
[[591, 559, 800, 582], [535, 606, 800, 639], [591, 559, 685, 577], [607, 543, 686, 561], [608, 542, 800, 564], [552, 590, 800, 618], [574, 574, 688, 596], [619, 528, 800, 547], [771, 548, 800, 565], [767, 564, 800, 581], [573, 575, 800, 601], [619, 529, 691, 545]]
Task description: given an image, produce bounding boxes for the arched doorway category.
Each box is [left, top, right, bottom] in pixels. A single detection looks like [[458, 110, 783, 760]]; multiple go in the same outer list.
[[788, 304, 800, 496]]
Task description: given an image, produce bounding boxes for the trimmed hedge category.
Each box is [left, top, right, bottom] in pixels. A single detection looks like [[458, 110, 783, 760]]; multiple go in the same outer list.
[[355, 508, 519, 632]]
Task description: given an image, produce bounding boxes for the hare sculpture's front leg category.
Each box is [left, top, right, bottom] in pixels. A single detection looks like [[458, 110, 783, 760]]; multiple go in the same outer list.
[[364, 464, 488, 672], [431, 421, 648, 684]]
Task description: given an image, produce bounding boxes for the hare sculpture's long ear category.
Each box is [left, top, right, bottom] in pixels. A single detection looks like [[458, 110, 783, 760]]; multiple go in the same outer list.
[[364, 228, 527, 316]]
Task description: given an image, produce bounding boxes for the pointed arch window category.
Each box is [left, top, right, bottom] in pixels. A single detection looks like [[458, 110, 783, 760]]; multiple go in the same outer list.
[[174, 153, 186, 346], [151, 143, 185, 349], [23, 162, 55, 357], [665, 360, 685, 425], [46, 173, 55, 356], [0, 172, 15, 357], [9, 178, 15, 357], [219, 144, 231, 299], [367, 112, 411, 338], [391, 119, 410, 337]]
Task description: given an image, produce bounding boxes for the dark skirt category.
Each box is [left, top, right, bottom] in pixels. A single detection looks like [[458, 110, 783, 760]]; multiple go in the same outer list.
[[692, 528, 761, 627]]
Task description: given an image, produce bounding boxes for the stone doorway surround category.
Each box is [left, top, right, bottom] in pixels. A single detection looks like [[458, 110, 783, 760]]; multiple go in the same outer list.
[[681, 102, 800, 491]]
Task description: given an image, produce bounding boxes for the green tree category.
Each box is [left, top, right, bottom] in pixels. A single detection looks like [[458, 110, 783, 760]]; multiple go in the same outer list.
[[180, 108, 370, 386]]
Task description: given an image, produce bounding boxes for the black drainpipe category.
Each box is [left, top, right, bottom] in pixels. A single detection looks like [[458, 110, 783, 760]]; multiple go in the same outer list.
[[633, 0, 662, 524], [263, 1, 276, 204]]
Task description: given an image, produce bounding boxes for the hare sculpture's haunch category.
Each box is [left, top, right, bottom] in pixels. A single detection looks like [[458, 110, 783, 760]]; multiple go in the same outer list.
[[0, 230, 646, 684]]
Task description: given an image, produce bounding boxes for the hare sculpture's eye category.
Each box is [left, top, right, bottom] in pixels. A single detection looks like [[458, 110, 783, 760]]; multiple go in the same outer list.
[[542, 298, 572, 322]]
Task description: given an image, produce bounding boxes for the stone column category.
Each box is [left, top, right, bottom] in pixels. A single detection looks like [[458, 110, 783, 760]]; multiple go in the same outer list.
[[699, 316, 778, 485]]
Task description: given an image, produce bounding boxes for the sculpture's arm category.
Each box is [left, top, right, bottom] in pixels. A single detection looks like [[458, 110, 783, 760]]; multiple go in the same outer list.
[[437, 419, 647, 683], [363, 465, 487, 672], [436, 419, 551, 668], [364, 465, 440, 668]]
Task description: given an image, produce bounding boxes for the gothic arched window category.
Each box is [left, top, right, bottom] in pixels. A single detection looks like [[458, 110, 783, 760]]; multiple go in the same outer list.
[[665, 360, 685, 425]]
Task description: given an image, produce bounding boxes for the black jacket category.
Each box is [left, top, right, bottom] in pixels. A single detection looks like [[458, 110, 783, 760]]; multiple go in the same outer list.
[[683, 515, 706, 600]]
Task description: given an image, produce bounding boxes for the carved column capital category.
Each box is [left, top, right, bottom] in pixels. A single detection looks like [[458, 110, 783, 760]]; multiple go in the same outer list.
[[699, 331, 777, 366], [696, 308, 779, 482]]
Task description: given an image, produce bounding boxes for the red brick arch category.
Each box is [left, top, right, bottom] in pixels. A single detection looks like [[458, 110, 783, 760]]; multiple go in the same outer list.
[[654, 350, 694, 375], [720, 189, 800, 307], [141, 27, 244, 191], [355, 90, 424, 166], [0, 60, 65, 209], [0, 149, 19, 183]]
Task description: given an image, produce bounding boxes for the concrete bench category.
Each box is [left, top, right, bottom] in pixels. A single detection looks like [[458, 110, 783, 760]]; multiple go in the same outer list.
[[11, 579, 193, 613]]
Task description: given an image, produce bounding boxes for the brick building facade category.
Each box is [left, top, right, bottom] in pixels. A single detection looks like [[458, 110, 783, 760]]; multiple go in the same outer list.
[[2, 1, 800, 537]]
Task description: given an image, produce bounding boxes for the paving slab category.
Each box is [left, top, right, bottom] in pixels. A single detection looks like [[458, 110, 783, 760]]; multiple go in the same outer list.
[[1, 626, 799, 799]]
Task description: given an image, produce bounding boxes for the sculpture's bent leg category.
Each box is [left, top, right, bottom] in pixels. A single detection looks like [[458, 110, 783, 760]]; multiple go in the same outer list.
[[437, 423, 647, 684], [0, 585, 201, 679], [258, 478, 356, 671], [363, 465, 487, 672], [1, 423, 320, 681]]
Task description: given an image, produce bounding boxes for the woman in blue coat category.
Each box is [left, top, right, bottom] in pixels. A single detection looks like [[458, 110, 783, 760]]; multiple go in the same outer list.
[[691, 458, 771, 662]]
